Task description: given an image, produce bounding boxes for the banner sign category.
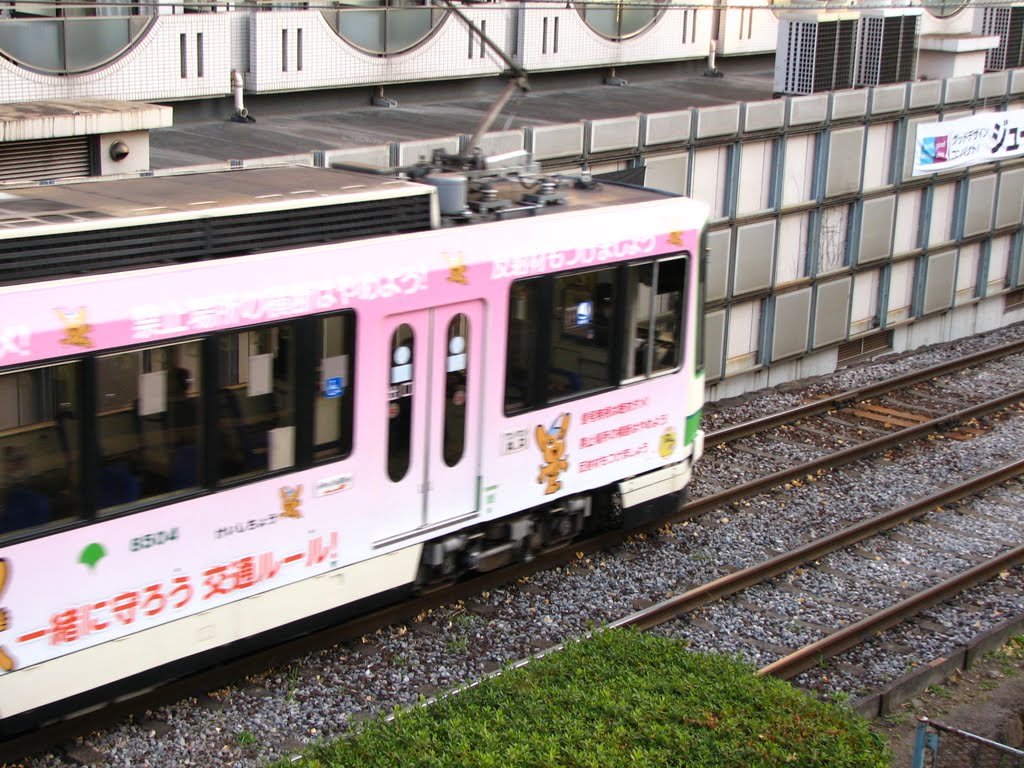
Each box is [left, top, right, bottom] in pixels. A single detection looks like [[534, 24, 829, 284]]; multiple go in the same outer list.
[[914, 110, 1024, 176]]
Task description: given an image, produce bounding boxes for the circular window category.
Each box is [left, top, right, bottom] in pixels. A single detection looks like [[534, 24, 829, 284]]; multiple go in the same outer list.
[[322, 0, 447, 56], [921, 0, 968, 18], [0, 13, 154, 75], [575, 0, 665, 41]]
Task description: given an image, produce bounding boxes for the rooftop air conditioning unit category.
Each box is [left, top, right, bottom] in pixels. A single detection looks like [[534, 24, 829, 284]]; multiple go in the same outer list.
[[855, 9, 920, 86], [774, 11, 860, 96], [982, 6, 1024, 71]]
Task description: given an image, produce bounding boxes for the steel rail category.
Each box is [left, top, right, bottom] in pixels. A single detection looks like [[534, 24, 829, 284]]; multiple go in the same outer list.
[[681, 388, 1024, 520], [608, 457, 1024, 633], [705, 338, 1024, 448], [757, 542, 1024, 680]]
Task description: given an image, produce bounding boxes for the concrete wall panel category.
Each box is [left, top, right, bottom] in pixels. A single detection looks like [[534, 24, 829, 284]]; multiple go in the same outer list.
[[909, 80, 942, 109], [964, 175, 997, 237], [978, 71, 1008, 100], [830, 90, 868, 121], [704, 309, 726, 381], [644, 153, 689, 195], [743, 100, 786, 133], [825, 127, 865, 198], [788, 94, 828, 127], [643, 110, 691, 146], [813, 277, 852, 348], [705, 228, 732, 303], [527, 124, 584, 160], [942, 75, 976, 104], [857, 195, 896, 264], [588, 116, 640, 154], [734, 220, 776, 295], [923, 250, 957, 315], [870, 84, 907, 115], [696, 104, 741, 140], [771, 288, 812, 360], [996, 168, 1024, 229]]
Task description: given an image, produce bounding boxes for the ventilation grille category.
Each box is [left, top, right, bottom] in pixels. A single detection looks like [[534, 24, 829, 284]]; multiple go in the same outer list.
[[775, 18, 858, 95], [0, 194, 433, 285], [0, 137, 93, 182], [1005, 287, 1024, 311], [836, 330, 894, 366], [776, 13, 917, 95], [983, 7, 1024, 71]]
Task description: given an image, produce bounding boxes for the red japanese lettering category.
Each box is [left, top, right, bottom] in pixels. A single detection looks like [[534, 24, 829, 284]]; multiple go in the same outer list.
[[112, 591, 140, 625]]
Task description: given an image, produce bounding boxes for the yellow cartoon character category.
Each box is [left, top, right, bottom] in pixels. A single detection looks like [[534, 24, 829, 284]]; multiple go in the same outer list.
[[0, 559, 14, 671], [278, 485, 303, 519], [56, 307, 93, 348], [446, 252, 468, 285], [536, 413, 570, 495]]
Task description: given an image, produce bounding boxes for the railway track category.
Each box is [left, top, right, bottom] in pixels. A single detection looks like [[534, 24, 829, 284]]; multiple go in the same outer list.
[[9, 333, 1024, 766], [609, 458, 1024, 685]]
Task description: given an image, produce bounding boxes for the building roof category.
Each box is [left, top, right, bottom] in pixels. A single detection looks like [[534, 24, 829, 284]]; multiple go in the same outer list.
[[149, 59, 777, 169]]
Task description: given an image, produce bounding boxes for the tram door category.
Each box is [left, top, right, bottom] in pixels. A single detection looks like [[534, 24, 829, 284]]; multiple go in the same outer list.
[[384, 301, 483, 528]]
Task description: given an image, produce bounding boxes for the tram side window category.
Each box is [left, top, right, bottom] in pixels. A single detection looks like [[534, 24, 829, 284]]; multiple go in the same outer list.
[[549, 267, 616, 398], [443, 313, 469, 467], [314, 313, 355, 462], [0, 362, 81, 536], [96, 341, 202, 511], [217, 324, 296, 483], [623, 256, 686, 379], [504, 279, 541, 413], [387, 323, 414, 482]]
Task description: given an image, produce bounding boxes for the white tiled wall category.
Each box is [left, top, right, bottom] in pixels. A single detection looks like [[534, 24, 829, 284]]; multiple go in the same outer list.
[[517, 5, 713, 72], [0, 14, 231, 105], [246, 9, 503, 93], [715, 1, 778, 56], [0, 4, 1000, 104]]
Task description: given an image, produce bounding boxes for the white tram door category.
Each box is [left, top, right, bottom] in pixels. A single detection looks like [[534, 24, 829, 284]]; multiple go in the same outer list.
[[384, 301, 483, 528]]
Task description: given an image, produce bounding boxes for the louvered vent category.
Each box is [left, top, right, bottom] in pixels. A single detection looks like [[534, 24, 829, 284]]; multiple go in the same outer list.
[[983, 6, 1024, 71], [0, 195, 433, 285], [1005, 287, 1024, 311], [774, 15, 858, 95], [855, 13, 918, 87], [0, 136, 93, 182], [836, 330, 894, 366]]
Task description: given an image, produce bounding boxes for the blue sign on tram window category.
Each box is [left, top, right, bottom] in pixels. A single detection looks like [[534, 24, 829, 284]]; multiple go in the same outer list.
[[325, 377, 344, 398]]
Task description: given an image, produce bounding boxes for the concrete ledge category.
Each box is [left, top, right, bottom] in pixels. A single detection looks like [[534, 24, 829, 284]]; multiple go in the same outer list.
[[943, 75, 977, 105], [831, 89, 869, 121], [870, 85, 907, 115], [788, 94, 828, 127], [743, 100, 786, 133], [0, 99, 172, 143], [852, 615, 1024, 719], [526, 123, 584, 160], [642, 109, 691, 146], [588, 115, 641, 154]]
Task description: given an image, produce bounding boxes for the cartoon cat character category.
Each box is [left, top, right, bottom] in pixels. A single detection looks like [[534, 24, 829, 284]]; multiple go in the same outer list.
[[278, 485, 303, 519], [536, 413, 570, 495]]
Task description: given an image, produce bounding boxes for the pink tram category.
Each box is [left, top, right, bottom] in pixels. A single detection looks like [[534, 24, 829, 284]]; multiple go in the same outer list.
[[0, 164, 708, 731]]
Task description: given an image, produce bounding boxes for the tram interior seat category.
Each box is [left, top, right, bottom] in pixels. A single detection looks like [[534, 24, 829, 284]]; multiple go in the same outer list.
[[97, 462, 140, 509], [1, 485, 51, 533]]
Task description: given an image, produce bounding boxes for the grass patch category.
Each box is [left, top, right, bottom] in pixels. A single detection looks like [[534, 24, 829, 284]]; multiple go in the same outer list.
[[272, 630, 889, 768]]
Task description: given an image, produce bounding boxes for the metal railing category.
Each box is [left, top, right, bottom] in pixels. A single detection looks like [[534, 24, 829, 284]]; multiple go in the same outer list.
[[913, 718, 1024, 768]]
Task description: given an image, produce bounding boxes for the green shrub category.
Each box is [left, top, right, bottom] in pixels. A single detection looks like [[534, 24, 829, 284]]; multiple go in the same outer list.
[[274, 629, 889, 768]]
